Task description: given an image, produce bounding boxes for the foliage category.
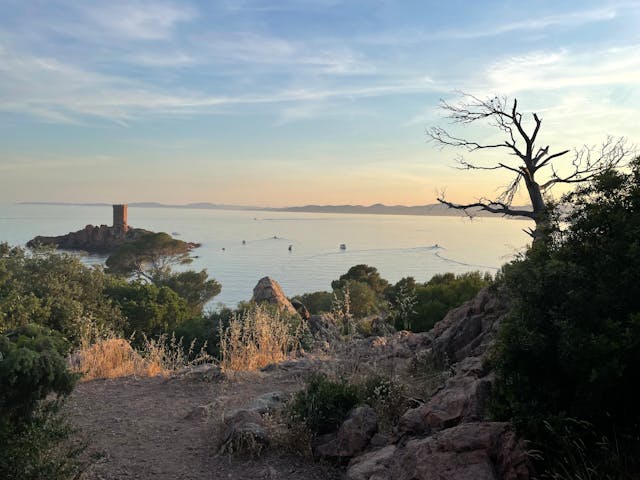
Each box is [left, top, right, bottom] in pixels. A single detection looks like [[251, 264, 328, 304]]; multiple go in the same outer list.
[[0, 325, 81, 479], [105, 232, 192, 281], [218, 304, 304, 371], [105, 280, 191, 340], [331, 264, 390, 297], [152, 269, 221, 316], [396, 272, 491, 332], [286, 373, 360, 436], [334, 280, 381, 319], [291, 290, 333, 314], [491, 158, 640, 476], [0, 244, 124, 343], [173, 308, 234, 357]]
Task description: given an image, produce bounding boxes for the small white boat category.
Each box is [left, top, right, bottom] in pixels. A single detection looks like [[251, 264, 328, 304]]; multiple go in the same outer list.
[[340, 243, 347, 250]]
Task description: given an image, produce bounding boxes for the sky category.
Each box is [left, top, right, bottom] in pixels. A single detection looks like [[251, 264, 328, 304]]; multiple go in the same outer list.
[[0, 0, 639, 207]]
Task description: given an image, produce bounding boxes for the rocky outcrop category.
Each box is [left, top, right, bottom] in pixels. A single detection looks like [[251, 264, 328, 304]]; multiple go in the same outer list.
[[27, 224, 151, 253], [251, 277, 298, 315], [314, 406, 378, 460], [347, 422, 529, 480], [345, 288, 530, 480]]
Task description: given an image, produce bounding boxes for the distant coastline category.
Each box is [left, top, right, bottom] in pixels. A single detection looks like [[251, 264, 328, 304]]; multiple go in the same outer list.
[[18, 201, 531, 218]]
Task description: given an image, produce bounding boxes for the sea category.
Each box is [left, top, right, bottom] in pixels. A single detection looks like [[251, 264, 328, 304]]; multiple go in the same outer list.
[[0, 204, 531, 309]]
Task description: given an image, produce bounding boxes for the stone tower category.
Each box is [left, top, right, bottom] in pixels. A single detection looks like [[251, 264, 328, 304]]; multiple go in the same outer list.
[[112, 204, 129, 237]]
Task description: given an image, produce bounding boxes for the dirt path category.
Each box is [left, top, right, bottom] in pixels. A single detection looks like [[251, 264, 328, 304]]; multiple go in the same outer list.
[[67, 364, 343, 480]]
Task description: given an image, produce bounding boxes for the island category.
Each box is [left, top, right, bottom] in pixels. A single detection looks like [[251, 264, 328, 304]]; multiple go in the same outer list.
[[26, 204, 199, 253]]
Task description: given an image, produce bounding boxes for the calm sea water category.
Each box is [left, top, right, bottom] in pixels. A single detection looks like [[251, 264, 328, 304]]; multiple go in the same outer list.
[[0, 204, 530, 308]]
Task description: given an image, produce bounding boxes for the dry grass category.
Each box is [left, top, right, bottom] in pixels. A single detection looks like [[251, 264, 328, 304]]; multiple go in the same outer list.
[[72, 333, 212, 381], [219, 304, 301, 372], [72, 337, 164, 380]]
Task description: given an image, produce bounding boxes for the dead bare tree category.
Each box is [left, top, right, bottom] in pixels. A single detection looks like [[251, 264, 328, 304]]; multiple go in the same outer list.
[[428, 93, 632, 241]]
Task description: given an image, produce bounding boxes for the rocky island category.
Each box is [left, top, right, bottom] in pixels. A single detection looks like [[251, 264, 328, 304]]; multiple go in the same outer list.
[[26, 204, 198, 253]]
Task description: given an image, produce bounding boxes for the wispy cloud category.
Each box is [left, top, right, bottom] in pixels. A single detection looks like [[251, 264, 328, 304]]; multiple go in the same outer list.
[[77, 1, 196, 41], [484, 44, 640, 94], [361, 3, 636, 45]]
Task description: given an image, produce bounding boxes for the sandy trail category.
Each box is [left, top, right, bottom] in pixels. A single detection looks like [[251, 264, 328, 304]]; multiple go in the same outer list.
[[67, 366, 343, 480]]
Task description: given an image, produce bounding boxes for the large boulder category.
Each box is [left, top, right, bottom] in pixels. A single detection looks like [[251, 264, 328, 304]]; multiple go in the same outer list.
[[430, 288, 509, 363], [398, 356, 492, 436], [314, 406, 378, 460], [347, 422, 529, 480], [251, 277, 298, 315]]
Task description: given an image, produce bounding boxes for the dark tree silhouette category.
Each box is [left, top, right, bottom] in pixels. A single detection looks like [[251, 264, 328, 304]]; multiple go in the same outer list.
[[428, 93, 632, 241]]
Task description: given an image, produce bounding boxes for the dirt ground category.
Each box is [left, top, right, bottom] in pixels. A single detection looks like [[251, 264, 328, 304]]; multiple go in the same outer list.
[[66, 364, 344, 480]]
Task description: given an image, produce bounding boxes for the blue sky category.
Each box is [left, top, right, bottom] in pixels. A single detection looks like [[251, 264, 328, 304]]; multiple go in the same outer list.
[[1, 0, 639, 206]]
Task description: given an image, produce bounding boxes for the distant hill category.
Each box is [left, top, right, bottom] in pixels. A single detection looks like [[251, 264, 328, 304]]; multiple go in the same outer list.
[[19, 201, 531, 218]]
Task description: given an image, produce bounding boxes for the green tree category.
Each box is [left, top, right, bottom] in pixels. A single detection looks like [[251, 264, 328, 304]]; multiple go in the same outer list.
[[0, 244, 124, 343], [291, 291, 333, 314], [153, 269, 221, 316], [105, 281, 191, 339], [0, 325, 81, 479], [491, 158, 640, 475], [331, 264, 390, 297], [401, 272, 491, 332], [105, 232, 192, 281]]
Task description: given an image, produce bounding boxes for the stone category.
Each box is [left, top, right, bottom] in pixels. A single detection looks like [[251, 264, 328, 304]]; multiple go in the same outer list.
[[314, 406, 378, 459], [290, 299, 311, 320], [251, 277, 298, 315], [347, 422, 529, 480], [398, 367, 492, 436], [172, 364, 223, 382], [430, 288, 509, 363], [219, 409, 269, 454]]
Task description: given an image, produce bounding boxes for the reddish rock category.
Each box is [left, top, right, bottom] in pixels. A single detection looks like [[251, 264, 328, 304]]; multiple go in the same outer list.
[[251, 277, 298, 315], [347, 422, 530, 480]]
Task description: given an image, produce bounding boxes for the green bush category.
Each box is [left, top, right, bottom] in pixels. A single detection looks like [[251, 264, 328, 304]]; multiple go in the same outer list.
[[286, 373, 360, 435], [106, 280, 191, 340], [291, 291, 333, 314], [399, 271, 491, 332], [173, 308, 234, 357], [334, 280, 381, 319], [491, 159, 640, 476], [0, 244, 124, 343], [331, 264, 389, 297], [0, 325, 81, 479]]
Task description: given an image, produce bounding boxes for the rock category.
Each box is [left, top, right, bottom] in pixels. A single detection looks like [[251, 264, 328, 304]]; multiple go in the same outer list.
[[398, 370, 492, 436], [219, 409, 269, 455], [347, 422, 529, 480], [27, 225, 152, 253], [290, 299, 311, 320], [172, 364, 223, 382], [251, 277, 298, 315], [430, 288, 509, 363], [347, 445, 397, 480], [314, 406, 378, 459], [243, 391, 286, 415], [308, 313, 341, 342]]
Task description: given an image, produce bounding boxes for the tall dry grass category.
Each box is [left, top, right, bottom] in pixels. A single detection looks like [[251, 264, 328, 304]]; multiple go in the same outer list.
[[219, 304, 301, 372], [72, 333, 211, 381]]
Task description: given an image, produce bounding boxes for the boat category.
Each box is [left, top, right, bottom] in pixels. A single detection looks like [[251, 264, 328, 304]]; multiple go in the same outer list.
[[340, 244, 346, 250]]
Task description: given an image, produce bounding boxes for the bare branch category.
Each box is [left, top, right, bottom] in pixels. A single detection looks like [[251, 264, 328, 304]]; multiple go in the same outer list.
[[437, 197, 535, 219]]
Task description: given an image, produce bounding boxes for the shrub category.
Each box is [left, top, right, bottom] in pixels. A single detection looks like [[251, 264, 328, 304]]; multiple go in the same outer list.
[[218, 304, 303, 371], [106, 280, 191, 340], [401, 271, 491, 332], [491, 159, 640, 476], [291, 291, 333, 314], [286, 373, 360, 435], [0, 325, 81, 479], [331, 264, 390, 297], [0, 244, 124, 343], [334, 280, 381, 319]]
